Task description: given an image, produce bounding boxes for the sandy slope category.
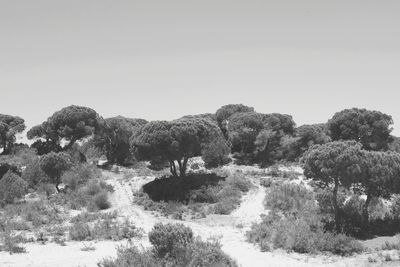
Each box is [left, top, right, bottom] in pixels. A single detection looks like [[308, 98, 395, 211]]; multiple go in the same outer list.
[[0, 170, 383, 267]]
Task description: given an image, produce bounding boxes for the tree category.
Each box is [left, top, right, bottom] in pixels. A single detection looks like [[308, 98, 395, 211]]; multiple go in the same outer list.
[[227, 112, 296, 166], [39, 152, 72, 192], [95, 116, 147, 165], [131, 118, 228, 177], [302, 141, 364, 232], [28, 105, 101, 152], [356, 151, 400, 226], [282, 124, 331, 161], [215, 104, 254, 138], [328, 108, 393, 151], [0, 171, 28, 204], [27, 122, 61, 155], [0, 114, 25, 155]]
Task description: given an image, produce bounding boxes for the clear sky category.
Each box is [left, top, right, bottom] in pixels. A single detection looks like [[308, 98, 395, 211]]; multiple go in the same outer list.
[[1, 0, 400, 134]]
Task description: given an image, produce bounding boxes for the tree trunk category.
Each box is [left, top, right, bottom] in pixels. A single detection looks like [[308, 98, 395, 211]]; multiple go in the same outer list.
[[362, 193, 372, 230], [169, 161, 178, 177], [177, 158, 187, 177], [332, 178, 341, 233]]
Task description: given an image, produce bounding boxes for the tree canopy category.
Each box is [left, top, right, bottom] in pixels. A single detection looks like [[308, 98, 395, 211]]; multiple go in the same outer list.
[[28, 105, 101, 153], [282, 124, 331, 161], [215, 104, 255, 138], [0, 114, 25, 155], [328, 108, 393, 151], [227, 112, 296, 166], [95, 116, 147, 165], [131, 118, 229, 177]]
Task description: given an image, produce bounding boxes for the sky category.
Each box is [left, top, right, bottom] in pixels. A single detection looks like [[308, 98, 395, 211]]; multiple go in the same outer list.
[[1, 0, 400, 135]]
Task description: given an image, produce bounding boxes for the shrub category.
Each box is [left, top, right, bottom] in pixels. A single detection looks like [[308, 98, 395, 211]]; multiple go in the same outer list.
[[69, 222, 91, 241], [4, 200, 65, 227], [187, 238, 238, 267], [93, 191, 111, 210], [69, 218, 142, 241], [0, 171, 28, 205], [61, 164, 96, 191], [99, 224, 237, 267], [264, 183, 313, 215], [149, 223, 194, 258], [0, 229, 26, 254], [98, 245, 158, 267], [247, 211, 363, 255], [22, 159, 49, 188]]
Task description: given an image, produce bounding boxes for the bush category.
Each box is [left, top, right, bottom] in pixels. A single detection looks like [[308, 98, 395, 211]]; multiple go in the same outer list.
[[69, 218, 142, 241], [149, 223, 193, 258], [143, 173, 225, 202], [98, 245, 158, 267], [99, 223, 237, 267], [69, 222, 91, 241], [22, 159, 49, 189], [265, 183, 313, 216], [247, 211, 363, 255], [61, 164, 100, 191], [0, 171, 28, 205], [93, 191, 111, 210], [0, 229, 26, 254]]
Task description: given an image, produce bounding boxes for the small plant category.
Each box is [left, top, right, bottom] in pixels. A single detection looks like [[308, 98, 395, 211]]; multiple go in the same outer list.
[[0, 229, 26, 254], [53, 236, 66, 246], [81, 242, 96, 251]]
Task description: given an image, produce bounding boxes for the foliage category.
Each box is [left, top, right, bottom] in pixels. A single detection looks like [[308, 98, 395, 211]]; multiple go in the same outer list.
[[247, 198, 363, 256], [265, 183, 314, 216], [0, 162, 20, 179], [227, 112, 296, 166], [98, 223, 237, 267], [355, 150, 400, 225], [61, 163, 101, 191], [0, 114, 25, 155], [94, 116, 147, 165], [28, 105, 101, 152], [143, 173, 225, 202], [149, 223, 194, 258], [22, 158, 49, 188], [302, 141, 364, 232], [327, 108, 393, 151], [0, 228, 26, 254], [201, 139, 231, 169], [215, 104, 255, 138], [131, 118, 228, 177], [69, 218, 142, 241], [0, 171, 28, 205], [281, 124, 331, 161], [39, 152, 72, 192]]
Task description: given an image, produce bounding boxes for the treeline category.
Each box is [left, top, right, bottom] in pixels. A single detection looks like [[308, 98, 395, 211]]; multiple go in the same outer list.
[[0, 105, 398, 176]]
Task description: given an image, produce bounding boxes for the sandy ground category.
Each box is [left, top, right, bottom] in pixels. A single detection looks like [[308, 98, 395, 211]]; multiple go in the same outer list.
[[0, 168, 395, 267]]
